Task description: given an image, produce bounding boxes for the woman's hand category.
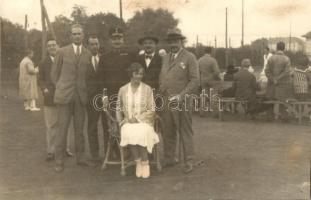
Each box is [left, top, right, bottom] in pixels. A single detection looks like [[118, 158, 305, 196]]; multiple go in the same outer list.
[[102, 96, 109, 110], [128, 117, 138, 123]]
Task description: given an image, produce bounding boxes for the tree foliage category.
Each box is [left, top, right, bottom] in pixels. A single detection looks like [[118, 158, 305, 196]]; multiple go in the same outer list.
[[125, 8, 179, 49], [1, 18, 26, 69], [51, 15, 72, 46], [71, 4, 87, 25], [84, 12, 124, 52]]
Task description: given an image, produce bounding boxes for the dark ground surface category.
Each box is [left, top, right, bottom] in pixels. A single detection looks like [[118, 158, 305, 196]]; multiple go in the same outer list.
[[1, 91, 311, 200]]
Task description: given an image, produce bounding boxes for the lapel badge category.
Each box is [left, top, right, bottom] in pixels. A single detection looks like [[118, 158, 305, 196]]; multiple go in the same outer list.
[[180, 62, 186, 69]]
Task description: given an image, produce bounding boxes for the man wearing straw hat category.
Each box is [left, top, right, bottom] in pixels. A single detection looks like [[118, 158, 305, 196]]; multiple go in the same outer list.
[[159, 28, 199, 173]]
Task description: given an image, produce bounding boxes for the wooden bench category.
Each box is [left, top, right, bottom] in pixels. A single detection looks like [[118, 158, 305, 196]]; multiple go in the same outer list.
[[290, 101, 311, 124], [212, 98, 311, 124], [207, 97, 248, 121]]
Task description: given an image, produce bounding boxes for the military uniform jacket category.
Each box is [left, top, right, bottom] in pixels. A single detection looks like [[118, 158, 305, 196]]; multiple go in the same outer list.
[[98, 49, 134, 98]]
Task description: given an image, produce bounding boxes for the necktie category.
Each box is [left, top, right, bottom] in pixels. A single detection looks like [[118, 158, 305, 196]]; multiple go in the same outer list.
[[93, 56, 98, 71], [76, 46, 80, 57], [170, 53, 175, 63]]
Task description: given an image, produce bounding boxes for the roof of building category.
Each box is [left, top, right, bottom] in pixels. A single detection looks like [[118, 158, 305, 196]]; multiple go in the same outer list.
[[302, 31, 311, 39], [267, 37, 305, 46]]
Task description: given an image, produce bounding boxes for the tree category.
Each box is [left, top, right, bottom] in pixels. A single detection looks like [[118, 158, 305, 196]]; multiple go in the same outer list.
[[1, 18, 27, 70], [27, 29, 42, 63], [51, 15, 72, 46], [71, 4, 87, 25], [84, 12, 124, 52], [125, 8, 179, 50]]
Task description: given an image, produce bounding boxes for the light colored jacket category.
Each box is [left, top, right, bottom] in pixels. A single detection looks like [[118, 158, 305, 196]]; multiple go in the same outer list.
[[116, 82, 155, 126], [159, 48, 199, 100], [51, 44, 92, 105], [198, 54, 220, 87], [265, 51, 293, 100]]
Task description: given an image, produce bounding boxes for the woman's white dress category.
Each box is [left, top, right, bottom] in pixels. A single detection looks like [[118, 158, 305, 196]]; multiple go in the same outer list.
[[116, 82, 159, 153], [19, 57, 38, 100]]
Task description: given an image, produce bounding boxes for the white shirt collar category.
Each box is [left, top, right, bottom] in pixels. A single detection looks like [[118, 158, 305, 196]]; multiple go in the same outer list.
[[72, 43, 82, 54], [145, 52, 155, 58], [92, 54, 99, 59], [172, 48, 182, 59]]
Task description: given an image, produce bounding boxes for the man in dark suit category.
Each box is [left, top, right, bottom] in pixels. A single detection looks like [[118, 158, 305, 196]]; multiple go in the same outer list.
[[159, 28, 199, 173], [51, 24, 92, 172], [136, 34, 162, 90], [86, 36, 107, 165], [38, 38, 58, 161], [39, 39, 74, 162]]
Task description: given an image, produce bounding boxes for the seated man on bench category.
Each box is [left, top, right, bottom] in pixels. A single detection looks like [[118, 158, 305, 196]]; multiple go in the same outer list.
[[233, 59, 259, 117]]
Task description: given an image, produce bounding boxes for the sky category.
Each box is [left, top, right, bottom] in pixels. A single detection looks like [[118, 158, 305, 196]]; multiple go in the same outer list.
[[1, 0, 311, 47]]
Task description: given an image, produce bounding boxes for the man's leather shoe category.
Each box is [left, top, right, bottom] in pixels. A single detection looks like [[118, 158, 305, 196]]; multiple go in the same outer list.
[[66, 150, 74, 157], [183, 162, 194, 174], [46, 153, 54, 162], [54, 163, 64, 173]]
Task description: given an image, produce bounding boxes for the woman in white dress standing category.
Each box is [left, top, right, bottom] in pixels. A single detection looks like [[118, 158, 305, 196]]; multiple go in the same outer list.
[[116, 63, 159, 179], [19, 49, 40, 111]]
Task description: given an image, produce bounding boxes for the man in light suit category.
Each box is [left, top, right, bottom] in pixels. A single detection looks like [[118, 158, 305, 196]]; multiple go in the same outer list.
[[159, 28, 199, 173], [51, 24, 92, 172], [198, 46, 220, 89], [265, 41, 293, 121]]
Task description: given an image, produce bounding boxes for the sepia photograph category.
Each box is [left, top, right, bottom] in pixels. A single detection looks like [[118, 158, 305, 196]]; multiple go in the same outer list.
[[1, 0, 311, 199]]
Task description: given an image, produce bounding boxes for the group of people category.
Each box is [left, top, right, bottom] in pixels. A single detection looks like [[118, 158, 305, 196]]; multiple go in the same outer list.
[[33, 24, 199, 178], [19, 21, 308, 179], [200, 41, 311, 120]]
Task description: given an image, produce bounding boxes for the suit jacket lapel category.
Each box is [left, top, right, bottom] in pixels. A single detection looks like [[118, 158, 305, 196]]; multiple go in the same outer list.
[[77, 46, 87, 67], [69, 45, 79, 66], [46, 56, 52, 66], [139, 55, 148, 70], [168, 49, 185, 70], [148, 53, 158, 70]]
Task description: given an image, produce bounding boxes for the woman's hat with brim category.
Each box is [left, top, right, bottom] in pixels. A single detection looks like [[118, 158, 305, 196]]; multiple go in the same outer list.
[[165, 28, 186, 41]]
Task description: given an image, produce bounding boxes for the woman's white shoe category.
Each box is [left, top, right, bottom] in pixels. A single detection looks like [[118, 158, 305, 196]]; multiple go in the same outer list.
[[141, 161, 150, 179], [135, 159, 142, 178], [30, 107, 41, 111]]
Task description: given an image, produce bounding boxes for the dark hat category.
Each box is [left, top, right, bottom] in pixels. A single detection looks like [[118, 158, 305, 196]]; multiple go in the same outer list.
[[165, 28, 186, 41], [109, 27, 124, 38], [138, 32, 159, 44]]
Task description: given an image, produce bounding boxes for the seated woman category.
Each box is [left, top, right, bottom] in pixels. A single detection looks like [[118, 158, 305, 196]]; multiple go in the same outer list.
[[116, 63, 159, 179]]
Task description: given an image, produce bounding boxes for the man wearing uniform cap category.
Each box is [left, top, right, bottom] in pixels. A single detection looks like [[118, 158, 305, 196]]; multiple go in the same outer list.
[[159, 28, 199, 173], [98, 27, 135, 156]]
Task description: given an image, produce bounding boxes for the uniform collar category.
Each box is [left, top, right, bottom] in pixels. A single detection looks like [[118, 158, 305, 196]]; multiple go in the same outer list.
[[275, 51, 284, 55]]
